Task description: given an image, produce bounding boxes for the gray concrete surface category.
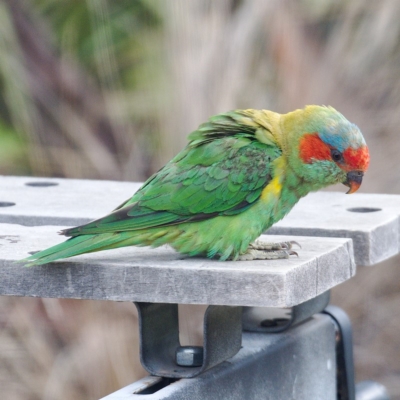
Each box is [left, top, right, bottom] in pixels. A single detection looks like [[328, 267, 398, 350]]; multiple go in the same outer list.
[[1, 175, 398, 266], [0, 224, 354, 307], [268, 191, 400, 266]]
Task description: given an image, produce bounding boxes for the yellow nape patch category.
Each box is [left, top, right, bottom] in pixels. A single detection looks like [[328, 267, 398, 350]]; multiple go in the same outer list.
[[261, 176, 282, 199]]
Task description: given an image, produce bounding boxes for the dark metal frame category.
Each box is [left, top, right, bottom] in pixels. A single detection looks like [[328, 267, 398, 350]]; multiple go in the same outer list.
[[243, 290, 331, 333], [324, 305, 356, 400], [131, 294, 390, 399], [134, 302, 242, 378], [134, 292, 331, 379]]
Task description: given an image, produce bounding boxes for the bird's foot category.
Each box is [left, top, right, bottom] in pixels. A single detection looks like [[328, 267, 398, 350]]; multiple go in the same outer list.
[[237, 240, 301, 261], [249, 240, 301, 251]]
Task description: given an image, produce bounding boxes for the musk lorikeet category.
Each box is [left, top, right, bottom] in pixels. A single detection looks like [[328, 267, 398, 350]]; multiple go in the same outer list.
[[23, 105, 370, 265]]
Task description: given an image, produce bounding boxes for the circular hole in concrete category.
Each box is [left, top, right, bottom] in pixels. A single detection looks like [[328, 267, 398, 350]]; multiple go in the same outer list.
[[0, 202, 15, 207], [25, 181, 58, 187], [347, 207, 381, 213]]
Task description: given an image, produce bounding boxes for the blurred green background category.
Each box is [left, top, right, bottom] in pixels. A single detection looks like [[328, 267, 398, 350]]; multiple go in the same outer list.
[[1, 0, 400, 399]]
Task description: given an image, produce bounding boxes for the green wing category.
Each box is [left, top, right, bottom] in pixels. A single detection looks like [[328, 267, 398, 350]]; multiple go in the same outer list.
[[63, 111, 281, 237]]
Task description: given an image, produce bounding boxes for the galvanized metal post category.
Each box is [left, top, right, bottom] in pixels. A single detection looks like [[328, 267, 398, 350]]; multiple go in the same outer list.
[[102, 313, 338, 400]]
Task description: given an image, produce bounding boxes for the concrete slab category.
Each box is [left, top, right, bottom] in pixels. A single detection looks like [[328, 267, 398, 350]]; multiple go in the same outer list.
[[0, 223, 354, 307], [0, 175, 140, 226], [1, 175, 398, 266], [268, 191, 400, 266]]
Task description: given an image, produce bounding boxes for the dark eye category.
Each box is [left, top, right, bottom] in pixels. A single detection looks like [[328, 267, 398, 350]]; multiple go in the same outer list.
[[331, 149, 343, 163]]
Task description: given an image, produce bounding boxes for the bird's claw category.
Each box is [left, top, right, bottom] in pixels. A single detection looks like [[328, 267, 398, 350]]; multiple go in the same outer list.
[[238, 240, 301, 261], [287, 240, 301, 249], [237, 248, 299, 261], [249, 240, 302, 251]]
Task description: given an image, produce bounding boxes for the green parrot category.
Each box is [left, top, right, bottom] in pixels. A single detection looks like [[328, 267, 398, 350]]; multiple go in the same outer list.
[[24, 105, 370, 265]]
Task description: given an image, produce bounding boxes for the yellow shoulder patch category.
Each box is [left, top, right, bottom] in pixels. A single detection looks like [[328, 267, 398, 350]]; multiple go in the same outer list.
[[261, 176, 282, 200], [260, 156, 286, 200]]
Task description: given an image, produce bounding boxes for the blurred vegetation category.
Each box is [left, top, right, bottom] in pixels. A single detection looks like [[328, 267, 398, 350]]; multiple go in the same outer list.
[[1, 0, 400, 399], [0, 0, 165, 179]]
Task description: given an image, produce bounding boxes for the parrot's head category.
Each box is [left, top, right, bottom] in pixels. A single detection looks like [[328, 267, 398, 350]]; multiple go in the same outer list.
[[285, 105, 370, 194]]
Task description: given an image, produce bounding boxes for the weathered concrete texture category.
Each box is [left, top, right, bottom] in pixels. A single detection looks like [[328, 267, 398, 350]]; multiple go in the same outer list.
[[0, 224, 354, 307], [1, 175, 398, 266], [268, 191, 400, 266], [0, 175, 140, 227]]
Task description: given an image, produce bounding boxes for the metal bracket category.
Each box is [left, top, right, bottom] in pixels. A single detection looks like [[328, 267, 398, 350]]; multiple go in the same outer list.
[[134, 302, 242, 378], [243, 290, 331, 333], [323, 305, 356, 400], [323, 305, 391, 400], [101, 314, 338, 399]]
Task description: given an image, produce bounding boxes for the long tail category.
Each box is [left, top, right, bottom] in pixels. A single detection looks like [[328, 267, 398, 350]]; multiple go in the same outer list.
[[22, 232, 143, 266]]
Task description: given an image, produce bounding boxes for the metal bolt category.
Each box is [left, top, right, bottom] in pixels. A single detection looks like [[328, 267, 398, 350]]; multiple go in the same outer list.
[[175, 346, 204, 367], [260, 318, 290, 328]]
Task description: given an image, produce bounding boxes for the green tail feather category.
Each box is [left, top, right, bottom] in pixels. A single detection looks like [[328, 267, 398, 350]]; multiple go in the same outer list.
[[22, 232, 136, 266]]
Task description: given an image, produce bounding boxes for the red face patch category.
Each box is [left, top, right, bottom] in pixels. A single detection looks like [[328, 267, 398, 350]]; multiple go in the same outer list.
[[343, 146, 370, 172], [299, 133, 331, 164], [299, 133, 370, 172]]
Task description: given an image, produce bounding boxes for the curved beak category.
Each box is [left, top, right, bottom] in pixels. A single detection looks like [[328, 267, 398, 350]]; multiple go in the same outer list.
[[343, 171, 364, 194]]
